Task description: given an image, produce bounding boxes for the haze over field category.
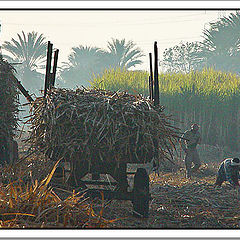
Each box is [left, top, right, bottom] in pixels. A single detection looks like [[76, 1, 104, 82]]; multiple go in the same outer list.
[[0, 10, 235, 71]]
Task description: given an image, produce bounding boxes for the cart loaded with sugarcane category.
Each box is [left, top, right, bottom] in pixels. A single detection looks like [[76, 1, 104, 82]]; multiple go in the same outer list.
[[15, 41, 180, 218]]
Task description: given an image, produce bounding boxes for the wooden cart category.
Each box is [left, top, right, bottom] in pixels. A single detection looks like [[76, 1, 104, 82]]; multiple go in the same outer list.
[[56, 160, 151, 218], [42, 41, 162, 218]]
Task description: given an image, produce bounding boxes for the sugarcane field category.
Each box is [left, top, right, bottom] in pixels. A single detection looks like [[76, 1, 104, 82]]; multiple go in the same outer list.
[[1, 9, 240, 233]]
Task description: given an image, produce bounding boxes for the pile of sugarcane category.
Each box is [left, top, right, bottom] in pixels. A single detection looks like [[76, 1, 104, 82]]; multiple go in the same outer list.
[[29, 87, 180, 167], [0, 58, 18, 142]]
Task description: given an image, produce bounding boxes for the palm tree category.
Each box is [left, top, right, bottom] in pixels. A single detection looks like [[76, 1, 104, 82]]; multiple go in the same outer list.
[[59, 45, 107, 88], [60, 40, 144, 88], [106, 38, 144, 70], [199, 12, 240, 73], [2, 31, 47, 93]]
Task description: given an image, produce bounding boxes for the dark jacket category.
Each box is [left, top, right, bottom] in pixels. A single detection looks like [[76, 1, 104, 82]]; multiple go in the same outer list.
[[217, 158, 240, 186]]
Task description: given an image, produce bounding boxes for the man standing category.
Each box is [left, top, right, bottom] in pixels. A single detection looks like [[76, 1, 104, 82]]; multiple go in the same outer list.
[[180, 123, 201, 178]]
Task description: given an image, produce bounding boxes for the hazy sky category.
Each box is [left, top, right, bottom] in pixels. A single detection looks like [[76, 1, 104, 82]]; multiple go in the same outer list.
[[0, 9, 236, 72]]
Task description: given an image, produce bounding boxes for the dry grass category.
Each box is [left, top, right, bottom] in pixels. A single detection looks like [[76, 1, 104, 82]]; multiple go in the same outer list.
[[0, 156, 114, 228]]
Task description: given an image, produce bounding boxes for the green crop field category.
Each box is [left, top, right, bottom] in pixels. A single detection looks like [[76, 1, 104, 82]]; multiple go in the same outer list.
[[91, 68, 240, 151]]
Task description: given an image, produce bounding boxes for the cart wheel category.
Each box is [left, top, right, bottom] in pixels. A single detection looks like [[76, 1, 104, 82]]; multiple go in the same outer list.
[[132, 168, 150, 218]]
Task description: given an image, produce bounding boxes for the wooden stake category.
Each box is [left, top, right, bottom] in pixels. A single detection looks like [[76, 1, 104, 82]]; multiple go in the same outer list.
[[149, 53, 154, 100], [44, 41, 53, 97], [154, 41, 159, 106], [11, 75, 34, 103], [52, 49, 59, 87]]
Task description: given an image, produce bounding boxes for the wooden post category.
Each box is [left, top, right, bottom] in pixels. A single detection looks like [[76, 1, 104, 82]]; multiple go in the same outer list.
[[148, 76, 152, 100], [11, 75, 34, 103], [51, 49, 59, 87], [44, 41, 53, 97], [153, 41, 159, 106], [149, 53, 154, 100]]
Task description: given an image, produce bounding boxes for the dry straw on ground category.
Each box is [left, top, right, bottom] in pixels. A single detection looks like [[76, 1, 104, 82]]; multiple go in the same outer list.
[[102, 166, 240, 229], [0, 159, 113, 228]]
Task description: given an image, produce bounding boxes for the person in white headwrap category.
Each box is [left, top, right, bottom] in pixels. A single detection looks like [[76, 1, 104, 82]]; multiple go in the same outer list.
[[215, 158, 240, 189]]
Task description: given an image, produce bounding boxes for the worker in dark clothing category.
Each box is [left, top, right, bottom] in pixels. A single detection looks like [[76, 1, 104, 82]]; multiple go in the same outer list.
[[180, 123, 201, 178], [215, 158, 240, 190]]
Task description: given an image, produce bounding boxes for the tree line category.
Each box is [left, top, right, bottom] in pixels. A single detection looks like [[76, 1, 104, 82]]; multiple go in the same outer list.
[[162, 12, 240, 74], [2, 34, 144, 94], [2, 12, 240, 94]]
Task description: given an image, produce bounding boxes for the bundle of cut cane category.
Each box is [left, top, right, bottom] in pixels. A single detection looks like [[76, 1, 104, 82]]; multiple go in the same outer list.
[[29, 88, 180, 168], [0, 59, 18, 140]]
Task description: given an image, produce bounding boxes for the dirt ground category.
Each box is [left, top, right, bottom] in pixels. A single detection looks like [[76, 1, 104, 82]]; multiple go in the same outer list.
[[93, 145, 240, 229], [15, 135, 240, 229], [94, 165, 240, 229]]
